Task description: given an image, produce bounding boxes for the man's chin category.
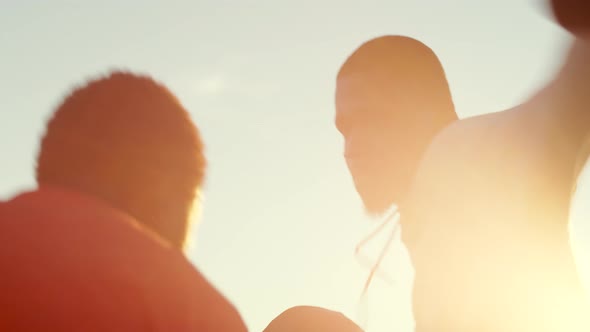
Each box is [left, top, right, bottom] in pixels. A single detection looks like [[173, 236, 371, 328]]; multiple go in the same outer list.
[[353, 177, 402, 216], [359, 192, 395, 217]]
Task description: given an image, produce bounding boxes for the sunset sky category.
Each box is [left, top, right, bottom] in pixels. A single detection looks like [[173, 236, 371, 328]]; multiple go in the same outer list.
[[0, 1, 587, 331]]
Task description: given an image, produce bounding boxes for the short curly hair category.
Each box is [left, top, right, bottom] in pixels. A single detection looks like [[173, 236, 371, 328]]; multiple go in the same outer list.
[[36, 71, 206, 249]]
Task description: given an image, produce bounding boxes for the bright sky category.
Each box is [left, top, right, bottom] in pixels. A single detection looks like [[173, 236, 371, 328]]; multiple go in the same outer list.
[[1, 1, 588, 331]]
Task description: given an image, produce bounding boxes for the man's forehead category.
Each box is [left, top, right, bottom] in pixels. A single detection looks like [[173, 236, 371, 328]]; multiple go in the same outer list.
[[336, 73, 392, 109], [337, 70, 392, 93]]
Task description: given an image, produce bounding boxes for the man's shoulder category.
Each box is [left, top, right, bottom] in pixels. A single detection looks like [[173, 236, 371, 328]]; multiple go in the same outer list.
[[419, 107, 524, 170], [155, 252, 248, 331], [431, 112, 506, 151], [405, 109, 518, 210]]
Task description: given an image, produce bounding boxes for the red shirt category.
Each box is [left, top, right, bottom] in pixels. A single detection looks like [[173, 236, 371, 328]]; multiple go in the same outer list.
[[0, 186, 248, 332]]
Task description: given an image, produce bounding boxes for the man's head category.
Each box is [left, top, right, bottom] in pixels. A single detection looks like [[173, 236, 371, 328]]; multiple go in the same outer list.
[[36, 71, 206, 249], [335, 35, 456, 214], [263, 306, 363, 332]]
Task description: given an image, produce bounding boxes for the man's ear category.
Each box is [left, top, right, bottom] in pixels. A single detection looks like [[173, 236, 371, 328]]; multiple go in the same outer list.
[[183, 189, 203, 254], [550, 0, 590, 39]]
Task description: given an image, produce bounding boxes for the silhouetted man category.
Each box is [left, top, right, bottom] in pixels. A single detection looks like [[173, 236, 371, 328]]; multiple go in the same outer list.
[[401, 10, 590, 332], [335, 34, 458, 330], [335, 35, 458, 216], [263, 306, 363, 332], [0, 72, 248, 332]]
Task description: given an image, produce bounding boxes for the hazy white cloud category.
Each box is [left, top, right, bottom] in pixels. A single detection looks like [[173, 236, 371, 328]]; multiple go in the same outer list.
[[192, 72, 281, 101], [194, 74, 228, 96]]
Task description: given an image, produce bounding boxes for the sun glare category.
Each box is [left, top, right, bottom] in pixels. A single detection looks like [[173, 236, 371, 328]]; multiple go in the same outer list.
[[570, 161, 590, 295]]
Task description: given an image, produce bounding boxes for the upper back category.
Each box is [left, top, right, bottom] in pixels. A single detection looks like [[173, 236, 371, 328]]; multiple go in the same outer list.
[[0, 187, 247, 332], [403, 97, 590, 330], [405, 93, 582, 243]]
